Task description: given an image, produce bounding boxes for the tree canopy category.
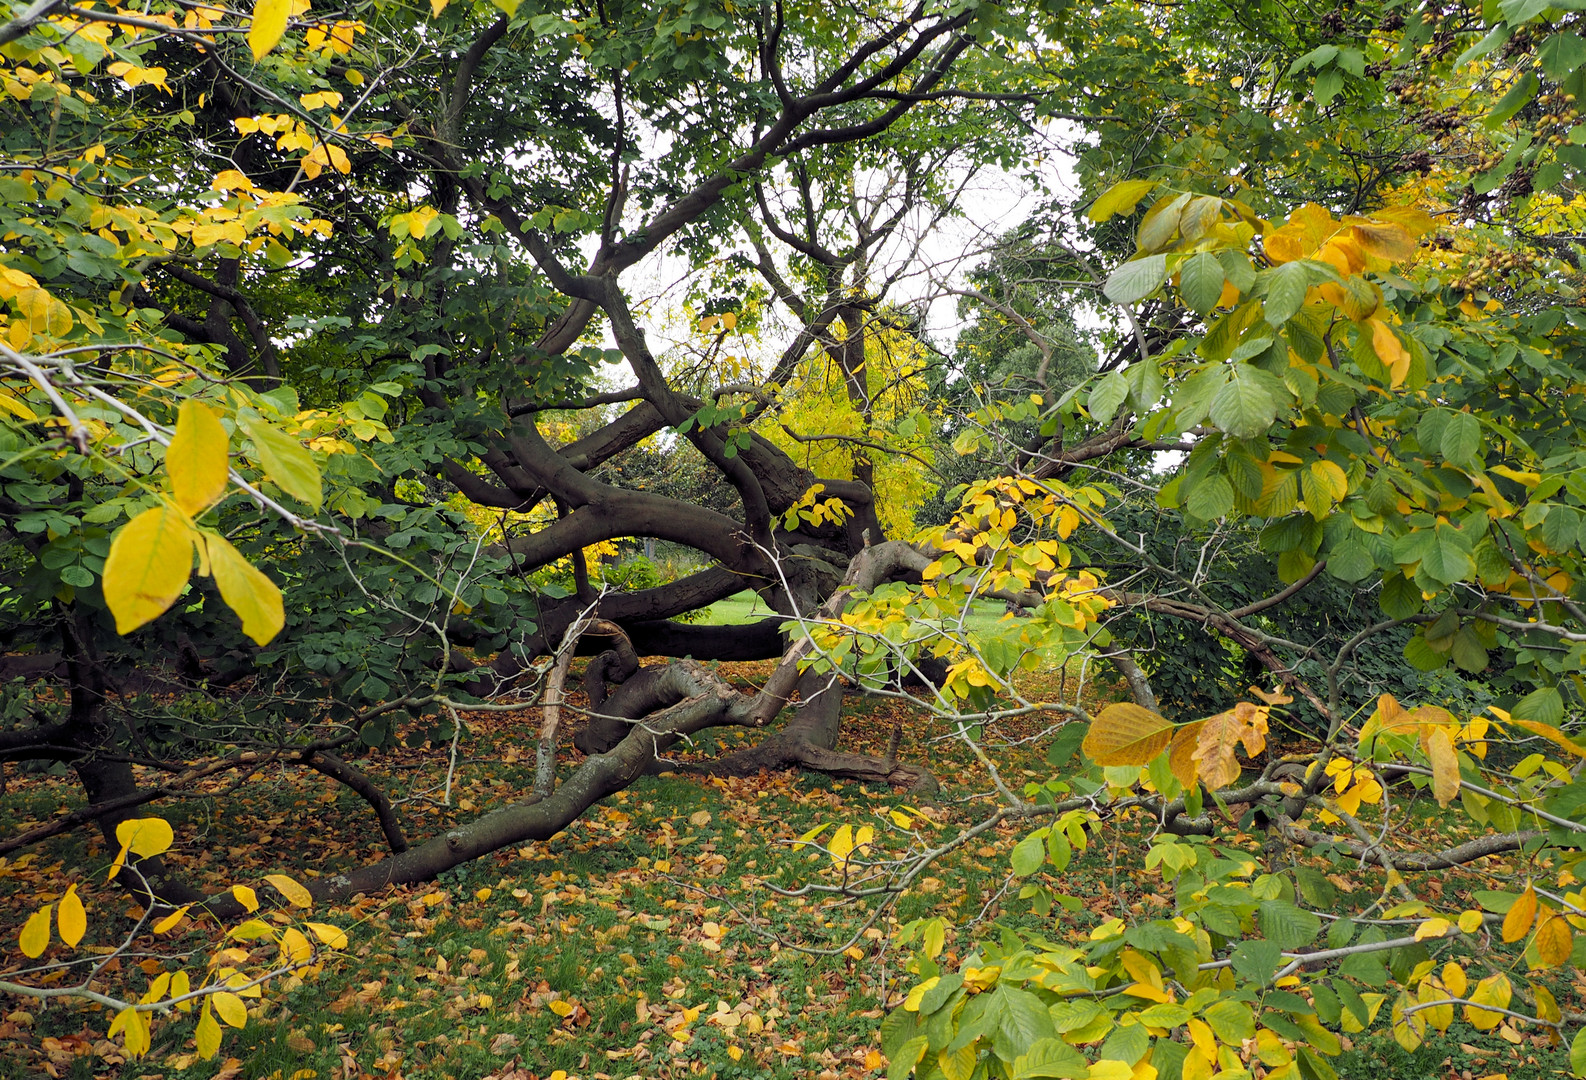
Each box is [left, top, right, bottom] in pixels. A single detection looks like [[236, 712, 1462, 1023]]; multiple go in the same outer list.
[[5, 0, 1586, 1072]]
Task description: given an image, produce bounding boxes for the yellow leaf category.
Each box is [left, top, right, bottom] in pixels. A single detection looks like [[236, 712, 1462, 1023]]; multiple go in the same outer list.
[[19, 905, 50, 958], [203, 534, 284, 645], [248, 0, 290, 59], [0, 391, 37, 421], [1167, 720, 1206, 791], [57, 885, 85, 947], [1463, 973, 1511, 1031], [264, 873, 312, 908], [212, 990, 247, 1028], [430, 0, 448, 14], [1502, 884, 1537, 943], [1414, 918, 1449, 941], [1368, 318, 1410, 387], [117, 817, 175, 858], [548, 999, 575, 1017], [232, 885, 259, 912], [196, 1002, 222, 1058], [1535, 915, 1572, 967], [1443, 962, 1468, 998], [1427, 727, 1460, 808], [1349, 222, 1417, 263], [828, 824, 855, 865], [1503, 717, 1586, 757], [280, 926, 312, 963], [305, 922, 347, 949], [1081, 703, 1174, 766], [102, 506, 195, 634], [152, 904, 191, 934], [211, 170, 255, 192], [1310, 460, 1348, 502], [109, 1005, 151, 1057], [168, 400, 229, 515]]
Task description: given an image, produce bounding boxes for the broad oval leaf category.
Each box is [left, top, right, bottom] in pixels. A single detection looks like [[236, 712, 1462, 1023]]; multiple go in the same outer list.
[[167, 399, 229, 515], [1081, 703, 1174, 766], [1088, 180, 1158, 222], [116, 818, 175, 858], [1535, 914, 1573, 967], [1208, 365, 1281, 440], [57, 885, 85, 947], [19, 904, 50, 958], [1103, 254, 1168, 306], [1262, 260, 1311, 326], [196, 1003, 222, 1058], [264, 872, 313, 908], [211, 989, 248, 1028], [239, 415, 323, 510], [204, 534, 285, 645], [1502, 884, 1537, 943], [1427, 727, 1460, 808], [102, 506, 195, 635], [1179, 251, 1226, 315], [306, 921, 349, 949], [248, 0, 290, 59]]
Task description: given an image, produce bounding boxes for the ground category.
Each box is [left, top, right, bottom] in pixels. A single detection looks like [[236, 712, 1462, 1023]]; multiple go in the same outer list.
[[0, 655, 1577, 1080]]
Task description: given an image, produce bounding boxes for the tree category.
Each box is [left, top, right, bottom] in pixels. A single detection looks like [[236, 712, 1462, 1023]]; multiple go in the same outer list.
[[7, 0, 1586, 1069]]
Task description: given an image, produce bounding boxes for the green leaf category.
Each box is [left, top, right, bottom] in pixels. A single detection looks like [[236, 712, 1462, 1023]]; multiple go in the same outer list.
[[1012, 1038, 1088, 1079], [1263, 261, 1312, 327], [1209, 364, 1282, 439], [1103, 254, 1169, 305], [1450, 626, 1490, 673], [1088, 180, 1158, 222], [1011, 832, 1046, 876], [1258, 899, 1321, 949], [1514, 686, 1565, 726], [894, 1034, 926, 1078], [1326, 542, 1376, 583], [1184, 475, 1234, 521], [1440, 411, 1481, 468], [1541, 33, 1586, 81], [1380, 573, 1423, 618], [239, 416, 323, 510], [1088, 370, 1130, 425], [1571, 1024, 1586, 1076], [1230, 939, 1283, 985], [1421, 522, 1475, 585], [1203, 999, 1255, 1044], [1314, 68, 1344, 106], [1180, 252, 1226, 315], [1487, 72, 1539, 127]]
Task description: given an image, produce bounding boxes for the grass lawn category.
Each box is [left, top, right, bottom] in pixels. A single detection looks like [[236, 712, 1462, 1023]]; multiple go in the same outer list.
[[0, 661, 1573, 1080]]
